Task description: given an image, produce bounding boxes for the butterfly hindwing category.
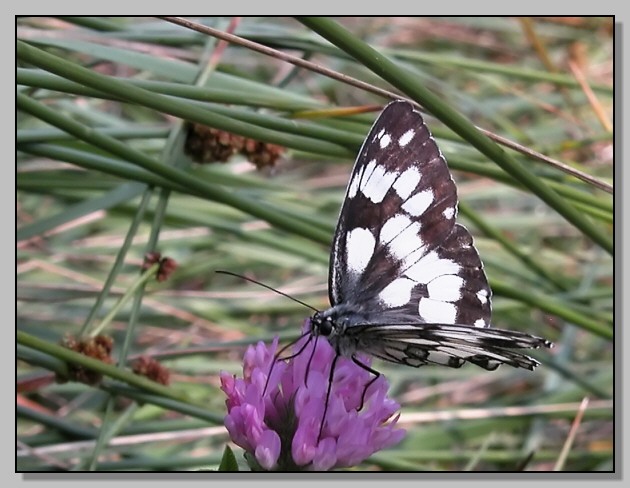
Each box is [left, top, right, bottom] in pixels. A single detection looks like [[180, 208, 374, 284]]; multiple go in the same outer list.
[[344, 322, 551, 371]]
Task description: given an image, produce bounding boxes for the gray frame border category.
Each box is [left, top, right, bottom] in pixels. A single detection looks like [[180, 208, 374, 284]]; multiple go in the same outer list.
[[11, 8, 622, 486]]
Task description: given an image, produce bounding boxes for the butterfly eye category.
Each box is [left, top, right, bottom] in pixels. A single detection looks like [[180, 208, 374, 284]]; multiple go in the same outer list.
[[311, 312, 333, 336], [319, 318, 334, 337]]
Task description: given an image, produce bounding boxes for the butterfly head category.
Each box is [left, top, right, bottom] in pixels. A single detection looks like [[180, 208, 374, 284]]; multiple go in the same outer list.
[[310, 311, 336, 338], [310, 305, 360, 338], [311, 309, 356, 356], [310, 305, 372, 357]]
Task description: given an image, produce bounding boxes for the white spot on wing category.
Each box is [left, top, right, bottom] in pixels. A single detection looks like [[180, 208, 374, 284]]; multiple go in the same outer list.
[[429, 330, 473, 341], [400, 337, 440, 346], [361, 165, 398, 203], [436, 346, 476, 359], [402, 356, 426, 367], [387, 222, 422, 262], [405, 251, 461, 284], [425, 351, 463, 365], [380, 214, 412, 244], [393, 167, 421, 200], [380, 324, 417, 332], [477, 289, 489, 304], [378, 277, 415, 307], [443, 344, 509, 362], [348, 167, 363, 199], [345, 228, 375, 275], [402, 189, 434, 216], [379, 133, 391, 148], [360, 160, 377, 189], [474, 318, 487, 328], [398, 129, 415, 147], [426, 275, 464, 302], [418, 298, 457, 324], [443, 207, 455, 220]]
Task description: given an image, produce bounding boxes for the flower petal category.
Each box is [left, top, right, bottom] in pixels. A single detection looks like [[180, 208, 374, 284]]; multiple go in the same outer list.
[[255, 430, 281, 470], [312, 437, 337, 471], [220, 321, 405, 471]]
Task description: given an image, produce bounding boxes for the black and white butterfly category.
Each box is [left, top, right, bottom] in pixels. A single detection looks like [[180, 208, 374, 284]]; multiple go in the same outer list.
[[219, 100, 553, 440], [309, 100, 553, 376]]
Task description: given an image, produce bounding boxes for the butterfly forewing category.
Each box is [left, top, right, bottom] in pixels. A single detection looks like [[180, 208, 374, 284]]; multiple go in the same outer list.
[[309, 100, 551, 378], [329, 100, 491, 329]]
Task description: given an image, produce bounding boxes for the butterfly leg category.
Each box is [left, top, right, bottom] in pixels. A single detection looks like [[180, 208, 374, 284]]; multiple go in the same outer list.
[[319, 352, 340, 442], [304, 335, 320, 387], [263, 332, 311, 396], [351, 355, 381, 411]]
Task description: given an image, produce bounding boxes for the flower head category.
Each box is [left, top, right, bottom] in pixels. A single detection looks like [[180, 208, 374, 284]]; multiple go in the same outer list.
[[220, 320, 405, 471]]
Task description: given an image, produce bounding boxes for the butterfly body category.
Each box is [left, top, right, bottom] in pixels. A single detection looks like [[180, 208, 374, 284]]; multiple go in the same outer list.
[[311, 100, 552, 372]]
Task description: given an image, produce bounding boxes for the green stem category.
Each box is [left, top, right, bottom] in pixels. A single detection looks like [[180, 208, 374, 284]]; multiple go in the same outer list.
[[89, 264, 159, 337], [81, 191, 153, 335], [492, 280, 612, 340], [17, 330, 189, 402], [16, 92, 331, 245], [297, 17, 612, 256], [16, 41, 347, 157], [459, 203, 570, 292]]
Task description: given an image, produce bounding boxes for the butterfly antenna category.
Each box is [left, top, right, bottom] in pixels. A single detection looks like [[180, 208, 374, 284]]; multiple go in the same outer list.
[[216, 270, 319, 313]]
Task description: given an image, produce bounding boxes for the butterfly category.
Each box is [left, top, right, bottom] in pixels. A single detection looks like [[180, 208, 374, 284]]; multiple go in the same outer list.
[[220, 100, 553, 440], [308, 100, 552, 387]]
